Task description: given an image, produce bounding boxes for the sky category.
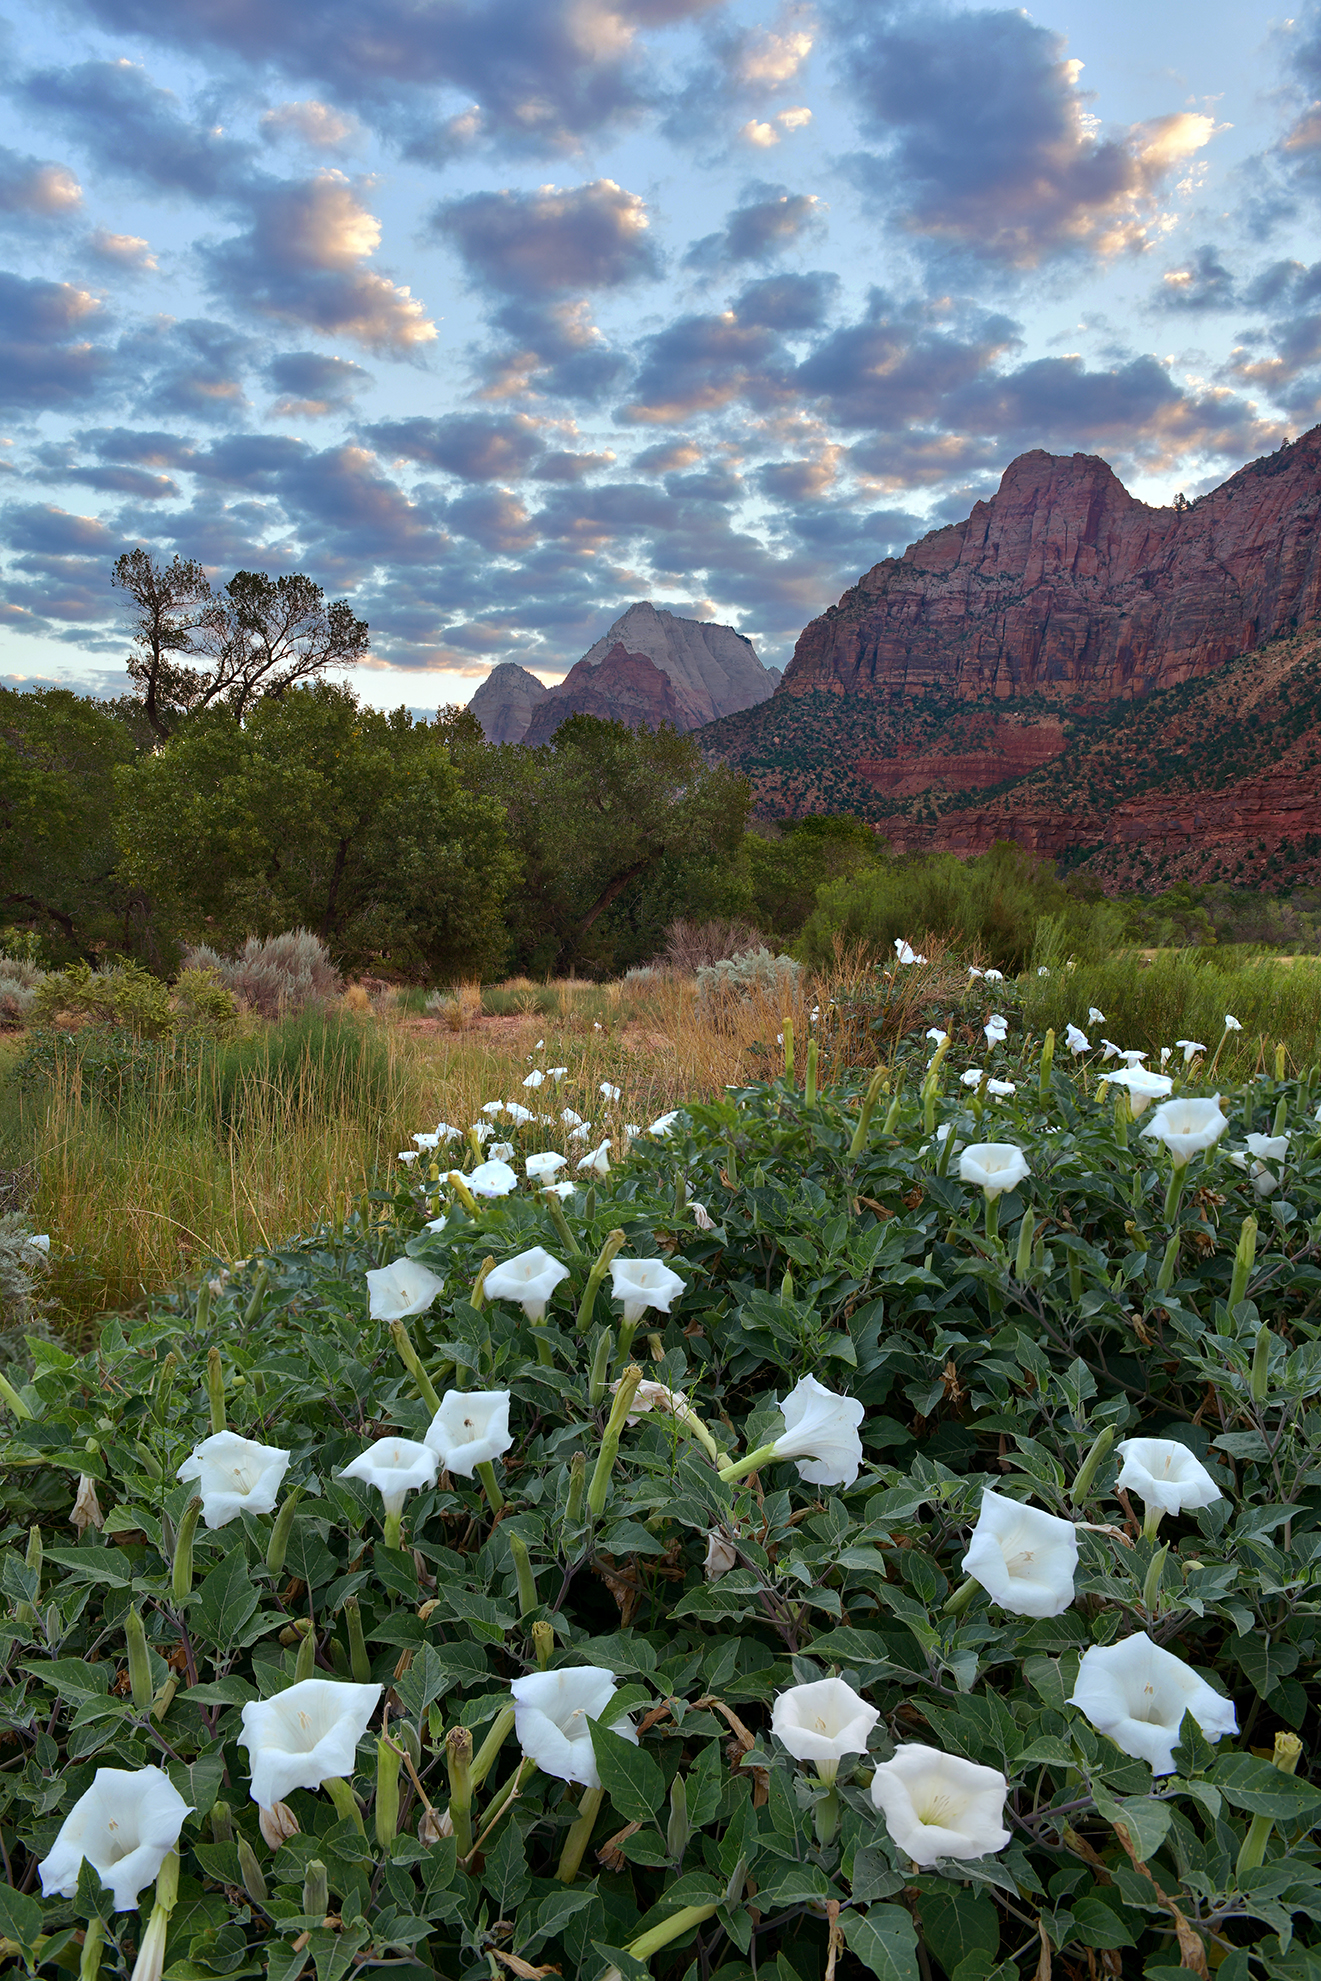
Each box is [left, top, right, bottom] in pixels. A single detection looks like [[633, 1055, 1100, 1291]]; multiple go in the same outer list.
[[1, 0, 1318, 710]]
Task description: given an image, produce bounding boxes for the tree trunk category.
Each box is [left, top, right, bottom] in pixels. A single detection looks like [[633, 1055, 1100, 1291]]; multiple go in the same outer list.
[[557, 854, 656, 964]]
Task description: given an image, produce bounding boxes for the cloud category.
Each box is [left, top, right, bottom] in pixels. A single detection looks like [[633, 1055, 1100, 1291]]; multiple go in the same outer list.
[[1, 502, 116, 556], [734, 270, 838, 330], [17, 58, 253, 200], [363, 411, 544, 479], [434, 180, 659, 296], [66, 464, 181, 499], [684, 184, 826, 268], [202, 171, 437, 351], [477, 299, 630, 403], [631, 439, 703, 473], [56, 0, 724, 157], [0, 272, 112, 411], [87, 228, 158, 272], [78, 427, 199, 469], [264, 349, 372, 417], [795, 292, 1019, 429], [1157, 243, 1236, 312], [530, 448, 617, 480], [0, 145, 82, 218], [260, 99, 358, 148], [619, 309, 793, 422], [835, 3, 1219, 267], [125, 318, 256, 424]]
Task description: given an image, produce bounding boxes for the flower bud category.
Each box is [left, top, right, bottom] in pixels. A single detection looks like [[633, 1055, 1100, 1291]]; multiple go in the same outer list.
[[236, 1835, 267, 1905], [375, 1736, 402, 1852], [258, 1801, 300, 1849], [206, 1345, 226, 1435], [125, 1605, 153, 1712], [302, 1859, 329, 1921]]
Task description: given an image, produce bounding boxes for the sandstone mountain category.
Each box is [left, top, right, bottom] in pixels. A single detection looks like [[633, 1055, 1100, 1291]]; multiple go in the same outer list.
[[703, 429, 1321, 892], [472, 600, 779, 744], [522, 644, 690, 745], [468, 661, 548, 743]]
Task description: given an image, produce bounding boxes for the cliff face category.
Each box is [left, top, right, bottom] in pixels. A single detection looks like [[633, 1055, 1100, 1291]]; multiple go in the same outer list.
[[468, 661, 548, 743], [783, 429, 1321, 704], [522, 644, 690, 745], [702, 429, 1321, 892], [579, 601, 778, 723]]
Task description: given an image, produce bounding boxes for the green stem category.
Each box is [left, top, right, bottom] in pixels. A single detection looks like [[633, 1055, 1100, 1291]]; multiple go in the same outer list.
[[475, 1460, 504, 1516], [717, 1440, 778, 1486], [576, 1229, 626, 1334], [323, 1775, 364, 1833], [543, 1188, 581, 1257], [557, 1784, 604, 1882], [1163, 1161, 1188, 1224], [78, 1914, 106, 1981], [389, 1320, 441, 1417], [614, 1317, 638, 1367], [471, 1705, 516, 1790], [805, 1037, 817, 1107], [984, 1193, 1001, 1245], [586, 1365, 643, 1521], [1142, 1504, 1164, 1544], [383, 1508, 403, 1551]]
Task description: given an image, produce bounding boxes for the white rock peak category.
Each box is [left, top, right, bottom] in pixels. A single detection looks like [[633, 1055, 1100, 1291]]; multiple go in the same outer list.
[[576, 602, 779, 724]]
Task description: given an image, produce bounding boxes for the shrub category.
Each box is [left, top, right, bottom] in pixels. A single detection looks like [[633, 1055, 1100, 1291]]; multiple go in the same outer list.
[[183, 927, 343, 1020], [694, 943, 801, 1015], [662, 916, 765, 973], [170, 965, 240, 1036], [0, 1209, 49, 1368], [0, 961, 43, 1029], [30, 958, 175, 1037], [3, 1043, 1321, 1976], [424, 979, 484, 1029]]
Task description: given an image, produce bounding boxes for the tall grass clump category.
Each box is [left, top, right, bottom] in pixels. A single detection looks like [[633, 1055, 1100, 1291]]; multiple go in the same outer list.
[[1025, 947, 1321, 1072]]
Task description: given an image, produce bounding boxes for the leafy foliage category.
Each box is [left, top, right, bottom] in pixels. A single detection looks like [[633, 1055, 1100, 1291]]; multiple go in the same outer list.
[[3, 1034, 1321, 1977]]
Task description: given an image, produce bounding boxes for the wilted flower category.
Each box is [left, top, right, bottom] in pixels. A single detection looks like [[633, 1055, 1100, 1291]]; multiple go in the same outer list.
[[468, 1159, 519, 1198], [1097, 1067, 1173, 1117], [1141, 1097, 1229, 1165], [1100, 1039, 1121, 1061], [24, 1232, 50, 1255], [258, 1801, 300, 1848], [1160, 1047, 1172, 1066], [1224, 1014, 1242, 1032], [525, 1150, 567, 1180], [70, 1473, 104, 1535], [770, 1374, 864, 1487], [691, 1201, 716, 1231], [547, 1066, 568, 1080], [425, 1389, 513, 1477], [577, 1139, 611, 1175], [239, 1679, 381, 1808], [600, 1081, 622, 1101], [510, 1667, 638, 1787], [772, 1678, 879, 1782], [1065, 1024, 1089, 1053], [1115, 1437, 1222, 1516], [484, 1246, 570, 1322], [1175, 1039, 1206, 1064], [958, 1143, 1030, 1201], [1088, 1006, 1105, 1024], [869, 1746, 1011, 1867], [177, 1431, 292, 1530], [366, 1258, 445, 1321], [961, 1488, 1077, 1617], [39, 1766, 192, 1911], [339, 1438, 439, 1517], [396, 1150, 420, 1165], [610, 1256, 684, 1322], [1068, 1633, 1236, 1774], [561, 1108, 583, 1127], [704, 1532, 737, 1579], [617, 1377, 690, 1423], [470, 1120, 494, 1143]]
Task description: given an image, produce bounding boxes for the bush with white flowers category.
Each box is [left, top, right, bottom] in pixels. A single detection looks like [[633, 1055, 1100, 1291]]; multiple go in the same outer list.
[[2, 1028, 1321, 1979]]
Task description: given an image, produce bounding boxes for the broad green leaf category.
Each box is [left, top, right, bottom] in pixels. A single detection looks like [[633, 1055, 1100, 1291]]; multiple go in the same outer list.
[[1212, 1753, 1321, 1820], [917, 1889, 999, 1975], [839, 1903, 922, 1981], [0, 1883, 44, 1952], [1091, 1787, 1172, 1863], [588, 1721, 665, 1825], [1069, 1896, 1136, 1950], [196, 1548, 259, 1647]]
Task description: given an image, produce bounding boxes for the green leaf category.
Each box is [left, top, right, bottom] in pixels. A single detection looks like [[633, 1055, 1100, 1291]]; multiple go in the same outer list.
[[0, 1883, 44, 1952], [839, 1904, 922, 1981], [482, 1820, 531, 1912], [917, 1890, 999, 1976], [528, 1886, 598, 1949], [1234, 1636, 1299, 1699], [20, 1656, 111, 1700], [1091, 1787, 1172, 1863], [588, 1721, 665, 1825], [1069, 1896, 1136, 1950], [1211, 1753, 1321, 1820], [196, 1548, 259, 1648], [167, 1747, 228, 1820], [42, 1545, 133, 1587]]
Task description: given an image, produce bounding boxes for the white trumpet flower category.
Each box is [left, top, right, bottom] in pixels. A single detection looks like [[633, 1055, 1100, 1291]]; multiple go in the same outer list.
[[484, 1246, 570, 1322], [510, 1667, 638, 1788], [39, 1767, 192, 1911], [177, 1431, 291, 1530], [771, 1677, 879, 1782], [424, 1389, 513, 1477], [1115, 1437, 1222, 1516], [961, 1488, 1077, 1617], [365, 1258, 445, 1321], [869, 1746, 1011, 1867], [238, 1679, 382, 1808], [1068, 1633, 1236, 1774], [609, 1256, 685, 1324], [339, 1438, 439, 1517]]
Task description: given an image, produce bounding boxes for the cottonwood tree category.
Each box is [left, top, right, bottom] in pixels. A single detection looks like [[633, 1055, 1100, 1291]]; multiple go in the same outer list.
[[113, 551, 369, 739]]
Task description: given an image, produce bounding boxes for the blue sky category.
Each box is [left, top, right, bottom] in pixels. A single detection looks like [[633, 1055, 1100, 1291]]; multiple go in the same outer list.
[[0, 0, 1316, 708]]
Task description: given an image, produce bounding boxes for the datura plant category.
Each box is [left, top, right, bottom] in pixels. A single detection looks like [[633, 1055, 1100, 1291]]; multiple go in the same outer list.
[[2, 1035, 1321, 1981]]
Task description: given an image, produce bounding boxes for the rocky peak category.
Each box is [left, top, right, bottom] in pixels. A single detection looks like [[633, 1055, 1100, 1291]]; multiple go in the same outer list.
[[521, 644, 690, 746], [577, 600, 778, 722], [467, 661, 548, 743]]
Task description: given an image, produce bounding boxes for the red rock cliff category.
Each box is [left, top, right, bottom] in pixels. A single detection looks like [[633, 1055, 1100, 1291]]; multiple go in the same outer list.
[[522, 643, 694, 745], [781, 428, 1321, 703]]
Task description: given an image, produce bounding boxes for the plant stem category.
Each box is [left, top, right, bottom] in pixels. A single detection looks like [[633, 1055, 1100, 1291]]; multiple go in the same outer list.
[[718, 1441, 778, 1486], [389, 1320, 441, 1416], [471, 1705, 516, 1790], [475, 1461, 504, 1515], [557, 1784, 604, 1882], [586, 1365, 643, 1520]]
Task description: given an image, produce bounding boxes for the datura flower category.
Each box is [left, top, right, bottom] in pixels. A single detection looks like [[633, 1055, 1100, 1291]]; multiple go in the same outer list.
[[894, 938, 926, 965], [869, 1746, 1011, 1867], [984, 1014, 1008, 1045], [960, 1067, 985, 1088], [1068, 1633, 1236, 1774], [704, 1531, 737, 1579], [1097, 1066, 1173, 1117], [958, 1143, 1030, 1201], [425, 1389, 513, 1477], [467, 1158, 519, 1197], [1223, 1014, 1242, 1032], [1141, 1097, 1229, 1165], [986, 1079, 1016, 1098], [239, 1679, 382, 1808], [522, 1069, 545, 1087], [484, 1246, 570, 1322], [504, 1102, 534, 1124], [770, 1374, 864, 1487], [961, 1488, 1077, 1617], [525, 1150, 567, 1180], [177, 1431, 291, 1530], [691, 1201, 716, 1231], [771, 1678, 879, 1782], [488, 1140, 515, 1161], [39, 1766, 192, 1911], [576, 1139, 611, 1175], [1175, 1039, 1207, 1064], [983, 968, 1004, 982], [1065, 1024, 1089, 1053], [649, 1110, 682, 1136], [510, 1667, 638, 1788], [600, 1081, 622, 1101], [365, 1258, 445, 1321], [609, 1256, 685, 1323], [561, 1108, 583, 1126], [1116, 1049, 1148, 1067], [1088, 1006, 1105, 1024], [1115, 1437, 1222, 1516], [339, 1438, 439, 1517], [1246, 1132, 1289, 1162]]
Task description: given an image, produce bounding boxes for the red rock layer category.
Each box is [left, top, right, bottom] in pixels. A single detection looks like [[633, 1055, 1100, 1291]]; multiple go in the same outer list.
[[782, 428, 1321, 704], [522, 644, 696, 744]]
